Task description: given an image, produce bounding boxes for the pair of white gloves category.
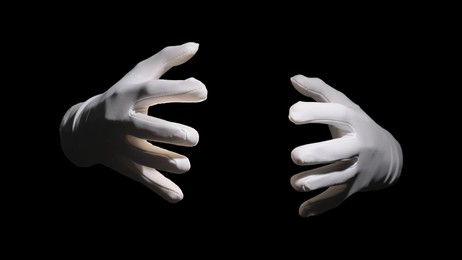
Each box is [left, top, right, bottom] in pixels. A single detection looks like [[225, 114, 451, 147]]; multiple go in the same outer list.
[[60, 42, 403, 217]]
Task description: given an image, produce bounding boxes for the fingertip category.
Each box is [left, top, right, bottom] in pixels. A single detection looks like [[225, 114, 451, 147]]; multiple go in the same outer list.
[[290, 74, 307, 85], [182, 127, 199, 147], [290, 175, 309, 192], [184, 77, 208, 101], [165, 190, 184, 204], [299, 199, 325, 218], [291, 75, 322, 84], [137, 164, 185, 203], [160, 42, 200, 69], [290, 146, 305, 165], [291, 75, 332, 102], [170, 157, 191, 174], [185, 77, 204, 88], [182, 42, 199, 55], [291, 74, 315, 89], [299, 203, 317, 218], [168, 125, 200, 147], [288, 102, 305, 124]]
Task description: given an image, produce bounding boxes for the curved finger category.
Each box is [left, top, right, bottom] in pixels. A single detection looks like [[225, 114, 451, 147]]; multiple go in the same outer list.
[[133, 77, 207, 110], [135, 162, 184, 203], [291, 136, 359, 166], [290, 158, 358, 192], [290, 75, 357, 107], [129, 114, 199, 146], [126, 42, 199, 81], [106, 157, 183, 203], [289, 102, 355, 133], [126, 136, 191, 174], [298, 182, 352, 217]]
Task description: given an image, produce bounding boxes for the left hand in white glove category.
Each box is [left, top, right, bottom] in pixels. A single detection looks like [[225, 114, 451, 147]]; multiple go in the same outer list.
[[289, 75, 403, 217]]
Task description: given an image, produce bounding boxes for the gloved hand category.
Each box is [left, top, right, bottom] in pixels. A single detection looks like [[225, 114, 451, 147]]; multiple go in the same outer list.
[[289, 75, 403, 217], [60, 42, 207, 203]]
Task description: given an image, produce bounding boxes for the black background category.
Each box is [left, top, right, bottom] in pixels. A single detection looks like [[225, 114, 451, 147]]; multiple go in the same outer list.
[[12, 6, 450, 255]]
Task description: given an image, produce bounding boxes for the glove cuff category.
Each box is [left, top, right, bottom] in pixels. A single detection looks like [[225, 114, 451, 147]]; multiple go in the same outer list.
[[60, 96, 99, 167], [389, 136, 403, 185]]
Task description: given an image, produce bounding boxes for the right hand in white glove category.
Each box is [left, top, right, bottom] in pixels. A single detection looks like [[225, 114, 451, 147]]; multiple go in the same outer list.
[[289, 75, 403, 217], [60, 42, 207, 203]]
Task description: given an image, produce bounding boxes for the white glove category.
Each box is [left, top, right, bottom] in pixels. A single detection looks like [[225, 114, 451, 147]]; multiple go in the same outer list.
[[289, 75, 403, 217], [60, 42, 207, 203]]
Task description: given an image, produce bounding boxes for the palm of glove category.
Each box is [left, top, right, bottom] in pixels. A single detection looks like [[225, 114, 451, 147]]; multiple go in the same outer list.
[[289, 75, 402, 217], [60, 43, 207, 203]]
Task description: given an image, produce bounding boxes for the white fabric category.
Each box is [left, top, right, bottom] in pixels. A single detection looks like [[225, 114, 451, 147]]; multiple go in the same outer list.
[[289, 75, 403, 217], [60, 42, 207, 203]]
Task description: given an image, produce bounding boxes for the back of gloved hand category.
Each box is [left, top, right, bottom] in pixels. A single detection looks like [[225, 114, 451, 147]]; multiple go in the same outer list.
[[289, 75, 403, 217], [60, 42, 207, 203]]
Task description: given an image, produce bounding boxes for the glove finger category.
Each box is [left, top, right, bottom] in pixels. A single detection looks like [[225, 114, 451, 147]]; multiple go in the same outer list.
[[134, 162, 184, 203], [291, 136, 359, 166], [298, 182, 352, 217], [132, 77, 207, 110], [129, 114, 199, 147], [125, 42, 199, 82], [126, 135, 191, 174], [289, 102, 355, 133], [290, 75, 358, 107], [290, 158, 357, 192], [105, 156, 183, 203]]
